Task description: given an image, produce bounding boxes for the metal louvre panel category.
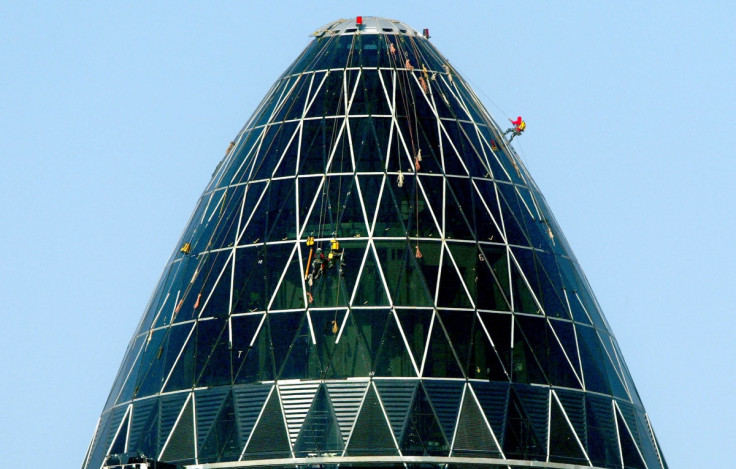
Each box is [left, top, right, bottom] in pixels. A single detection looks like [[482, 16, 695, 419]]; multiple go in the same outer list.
[[325, 381, 369, 443], [160, 396, 195, 463], [373, 380, 418, 441], [194, 388, 230, 449], [278, 382, 320, 443], [232, 384, 272, 448]]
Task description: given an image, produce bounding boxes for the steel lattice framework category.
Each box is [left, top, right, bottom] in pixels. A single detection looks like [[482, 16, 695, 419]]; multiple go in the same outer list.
[[82, 17, 667, 469]]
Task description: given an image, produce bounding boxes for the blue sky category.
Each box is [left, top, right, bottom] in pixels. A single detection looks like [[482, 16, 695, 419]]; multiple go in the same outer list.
[[1, 2, 733, 467]]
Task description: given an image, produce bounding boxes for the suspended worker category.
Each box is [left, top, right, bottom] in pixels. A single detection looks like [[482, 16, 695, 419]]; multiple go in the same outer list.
[[504, 116, 526, 142], [310, 248, 326, 281], [327, 238, 345, 271]]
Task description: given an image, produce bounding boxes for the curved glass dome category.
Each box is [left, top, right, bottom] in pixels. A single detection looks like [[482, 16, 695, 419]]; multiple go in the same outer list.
[[82, 17, 667, 469]]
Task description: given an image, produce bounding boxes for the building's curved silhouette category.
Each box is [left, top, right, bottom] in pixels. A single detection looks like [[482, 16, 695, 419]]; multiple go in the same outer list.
[[82, 17, 668, 469]]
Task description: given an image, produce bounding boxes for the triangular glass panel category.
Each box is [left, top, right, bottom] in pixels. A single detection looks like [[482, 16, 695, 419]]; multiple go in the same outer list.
[[268, 311, 303, 373], [557, 257, 599, 327], [263, 179, 298, 243], [269, 313, 324, 380], [475, 244, 512, 311], [162, 324, 196, 393], [337, 177, 371, 238], [496, 186, 532, 248], [136, 324, 188, 397], [233, 182, 268, 246], [272, 127, 301, 180], [232, 314, 274, 384], [374, 240, 432, 307], [472, 179, 506, 239], [515, 315, 580, 389], [511, 317, 547, 385], [325, 310, 372, 379], [357, 174, 384, 233], [352, 66, 391, 114], [231, 246, 267, 313], [352, 244, 390, 307], [269, 245, 305, 311], [437, 309, 474, 372], [414, 240, 441, 301], [172, 252, 230, 324], [375, 172, 410, 237], [129, 328, 168, 398], [466, 184, 504, 245], [509, 250, 542, 314], [160, 395, 195, 463], [195, 318, 231, 388], [325, 125, 351, 176], [442, 243, 478, 308], [460, 122, 495, 177], [280, 74, 311, 122], [351, 117, 385, 173], [535, 251, 570, 319], [298, 119, 330, 175], [450, 120, 481, 174], [444, 177, 477, 235], [549, 318, 584, 384], [325, 381, 369, 445], [422, 314, 465, 378], [242, 388, 291, 459], [296, 175, 323, 231], [599, 331, 631, 398], [252, 122, 300, 182], [469, 382, 508, 448], [438, 121, 469, 176], [462, 311, 509, 381], [423, 380, 464, 443], [400, 383, 448, 456], [345, 384, 398, 455], [394, 308, 433, 369], [293, 386, 344, 457], [403, 179, 442, 239], [308, 308, 347, 375], [374, 311, 417, 377], [382, 112, 411, 173], [351, 308, 391, 365], [452, 387, 503, 458], [191, 184, 247, 254], [231, 383, 272, 450], [478, 312, 513, 374], [548, 394, 588, 465], [576, 324, 613, 395], [395, 115, 442, 176], [416, 175, 444, 233]]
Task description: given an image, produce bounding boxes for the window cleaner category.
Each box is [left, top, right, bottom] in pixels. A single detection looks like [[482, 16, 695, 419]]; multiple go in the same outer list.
[[504, 116, 526, 142]]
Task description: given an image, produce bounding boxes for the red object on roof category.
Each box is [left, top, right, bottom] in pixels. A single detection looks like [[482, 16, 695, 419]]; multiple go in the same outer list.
[[356, 16, 363, 25]]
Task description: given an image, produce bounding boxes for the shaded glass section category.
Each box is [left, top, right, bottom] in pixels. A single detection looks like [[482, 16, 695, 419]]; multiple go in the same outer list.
[[84, 16, 667, 469]]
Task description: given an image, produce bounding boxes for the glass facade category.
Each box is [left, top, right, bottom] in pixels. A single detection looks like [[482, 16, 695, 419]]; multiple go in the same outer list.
[[82, 17, 667, 469]]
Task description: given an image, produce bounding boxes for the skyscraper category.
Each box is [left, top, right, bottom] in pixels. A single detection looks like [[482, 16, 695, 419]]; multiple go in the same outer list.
[[83, 17, 667, 469]]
